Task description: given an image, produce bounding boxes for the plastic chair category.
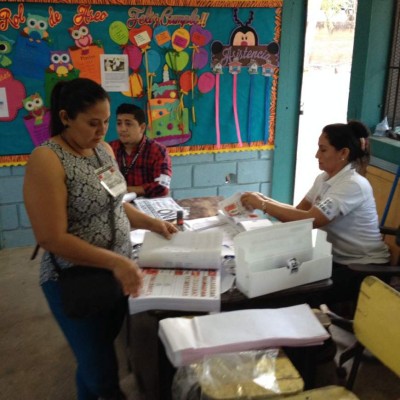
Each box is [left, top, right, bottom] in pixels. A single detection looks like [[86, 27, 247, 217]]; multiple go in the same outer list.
[[327, 225, 400, 375], [283, 276, 400, 399]]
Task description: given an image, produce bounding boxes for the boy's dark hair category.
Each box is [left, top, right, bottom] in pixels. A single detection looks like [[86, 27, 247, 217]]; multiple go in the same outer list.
[[116, 103, 146, 125]]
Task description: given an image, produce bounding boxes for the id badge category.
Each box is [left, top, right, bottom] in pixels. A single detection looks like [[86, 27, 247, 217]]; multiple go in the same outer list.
[[95, 164, 127, 198]]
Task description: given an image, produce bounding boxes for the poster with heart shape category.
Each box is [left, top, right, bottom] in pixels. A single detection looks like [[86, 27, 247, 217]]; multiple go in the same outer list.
[[129, 26, 153, 49], [190, 25, 212, 47], [165, 51, 189, 73]]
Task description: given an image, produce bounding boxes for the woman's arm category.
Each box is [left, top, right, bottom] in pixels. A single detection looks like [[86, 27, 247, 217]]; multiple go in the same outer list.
[[23, 146, 143, 296], [296, 197, 313, 211], [123, 202, 177, 238], [241, 192, 330, 228]]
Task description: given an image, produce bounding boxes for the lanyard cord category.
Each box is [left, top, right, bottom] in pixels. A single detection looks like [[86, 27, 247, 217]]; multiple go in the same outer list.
[[120, 136, 146, 178], [49, 146, 116, 271]]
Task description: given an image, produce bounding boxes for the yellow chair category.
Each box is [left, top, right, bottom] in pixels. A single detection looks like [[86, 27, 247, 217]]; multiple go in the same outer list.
[[331, 226, 400, 375], [284, 276, 400, 400]]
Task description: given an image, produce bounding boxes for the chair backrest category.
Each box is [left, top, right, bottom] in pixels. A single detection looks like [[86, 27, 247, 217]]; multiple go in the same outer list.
[[354, 276, 400, 377]]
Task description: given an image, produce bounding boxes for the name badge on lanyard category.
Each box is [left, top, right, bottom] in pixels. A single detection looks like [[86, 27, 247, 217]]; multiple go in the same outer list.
[[95, 164, 127, 198]]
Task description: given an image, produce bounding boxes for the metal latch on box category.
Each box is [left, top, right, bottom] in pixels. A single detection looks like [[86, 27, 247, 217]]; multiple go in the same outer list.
[[286, 257, 300, 274]]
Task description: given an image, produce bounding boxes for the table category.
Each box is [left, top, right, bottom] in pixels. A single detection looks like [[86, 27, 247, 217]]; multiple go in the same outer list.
[[127, 196, 333, 400]]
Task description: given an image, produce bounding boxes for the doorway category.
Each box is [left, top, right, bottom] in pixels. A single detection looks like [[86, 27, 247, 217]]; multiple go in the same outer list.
[[293, 0, 358, 204]]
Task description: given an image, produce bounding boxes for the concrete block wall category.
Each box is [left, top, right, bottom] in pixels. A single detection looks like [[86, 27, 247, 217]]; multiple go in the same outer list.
[[0, 166, 35, 249], [0, 150, 273, 249], [170, 150, 273, 199]]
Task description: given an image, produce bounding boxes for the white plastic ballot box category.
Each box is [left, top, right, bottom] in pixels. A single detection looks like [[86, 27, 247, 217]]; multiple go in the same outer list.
[[233, 219, 332, 298]]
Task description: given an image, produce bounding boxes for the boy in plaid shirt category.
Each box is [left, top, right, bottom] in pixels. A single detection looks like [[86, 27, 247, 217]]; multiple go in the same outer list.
[[109, 103, 172, 198]]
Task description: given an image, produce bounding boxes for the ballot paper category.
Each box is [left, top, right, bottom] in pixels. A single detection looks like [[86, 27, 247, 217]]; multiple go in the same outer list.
[[134, 197, 184, 220], [138, 230, 223, 270], [158, 304, 330, 367], [128, 268, 220, 314]]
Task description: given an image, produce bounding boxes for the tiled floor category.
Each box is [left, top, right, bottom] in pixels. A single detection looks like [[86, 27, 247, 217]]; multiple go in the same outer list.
[[1, 246, 399, 400]]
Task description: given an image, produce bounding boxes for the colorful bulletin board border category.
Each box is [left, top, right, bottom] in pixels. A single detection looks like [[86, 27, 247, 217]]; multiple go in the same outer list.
[[0, 0, 282, 167]]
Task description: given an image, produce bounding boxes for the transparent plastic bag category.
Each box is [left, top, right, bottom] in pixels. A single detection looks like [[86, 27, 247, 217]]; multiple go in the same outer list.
[[373, 116, 390, 137], [172, 349, 304, 400], [172, 364, 202, 400]]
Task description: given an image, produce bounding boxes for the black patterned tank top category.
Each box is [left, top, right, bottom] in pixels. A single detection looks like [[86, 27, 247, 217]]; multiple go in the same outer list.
[[39, 141, 132, 284]]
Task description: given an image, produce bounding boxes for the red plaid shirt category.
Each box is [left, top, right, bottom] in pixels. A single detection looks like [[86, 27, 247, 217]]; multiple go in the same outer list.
[[109, 136, 172, 198]]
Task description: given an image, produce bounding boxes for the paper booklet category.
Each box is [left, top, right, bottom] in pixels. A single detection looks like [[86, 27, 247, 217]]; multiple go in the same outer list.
[[134, 196, 184, 221], [137, 230, 223, 270], [218, 193, 251, 218], [128, 230, 224, 314], [217, 193, 273, 232], [159, 304, 330, 367], [128, 268, 220, 315]]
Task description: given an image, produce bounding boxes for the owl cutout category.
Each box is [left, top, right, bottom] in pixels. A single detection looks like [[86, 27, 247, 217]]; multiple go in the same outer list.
[[23, 13, 49, 43], [69, 25, 93, 54], [0, 35, 15, 67], [23, 93, 46, 125], [49, 51, 73, 77]]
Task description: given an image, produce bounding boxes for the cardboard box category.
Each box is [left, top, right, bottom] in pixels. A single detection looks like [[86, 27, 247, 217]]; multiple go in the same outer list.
[[233, 219, 332, 298]]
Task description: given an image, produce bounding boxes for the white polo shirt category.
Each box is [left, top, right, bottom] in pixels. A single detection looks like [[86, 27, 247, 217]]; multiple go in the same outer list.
[[305, 164, 390, 265]]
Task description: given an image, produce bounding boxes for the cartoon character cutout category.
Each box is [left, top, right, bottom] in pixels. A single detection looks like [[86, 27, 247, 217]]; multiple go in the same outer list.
[[230, 8, 258, 46], [69, 24, 93, 54], [23, 93, 46, 125], [49, 50, 73, 77], [0, 35, 15, 67], [23, 13, 49, 43]]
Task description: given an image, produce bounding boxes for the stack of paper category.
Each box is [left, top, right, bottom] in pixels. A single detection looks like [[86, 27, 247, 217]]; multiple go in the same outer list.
[[158, 304, 330, 367], [219, 211, 274, 232], [129, 268, 220, 314], [127, 230, 224, 315], [134, 196, 184, 221], [138, 230, 223, 270], [183, 215, 227, 231]]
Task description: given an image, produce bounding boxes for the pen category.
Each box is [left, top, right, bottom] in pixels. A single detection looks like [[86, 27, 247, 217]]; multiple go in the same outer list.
[[176, 210, 184, 231]]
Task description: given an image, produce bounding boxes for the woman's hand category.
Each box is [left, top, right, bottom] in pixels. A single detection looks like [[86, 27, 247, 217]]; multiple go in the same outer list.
[[112, 258, 144, 297], [241, 192, 267, 211], [150, 219, 178, 239]]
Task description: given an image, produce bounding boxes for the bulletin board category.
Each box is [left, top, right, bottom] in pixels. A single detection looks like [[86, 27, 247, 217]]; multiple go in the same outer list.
[[0, 0, 282, 166]]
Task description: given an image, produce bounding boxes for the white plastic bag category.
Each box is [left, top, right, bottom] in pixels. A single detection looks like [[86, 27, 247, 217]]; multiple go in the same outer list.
[[373, 116, 390, 137]]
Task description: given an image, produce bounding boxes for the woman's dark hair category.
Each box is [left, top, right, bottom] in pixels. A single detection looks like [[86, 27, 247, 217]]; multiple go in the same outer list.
[[116, 103, 146, 125], [50, 78, 110, 136], [322, 120, 371, 174]]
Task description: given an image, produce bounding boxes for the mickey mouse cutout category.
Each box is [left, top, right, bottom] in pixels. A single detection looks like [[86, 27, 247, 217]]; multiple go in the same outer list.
[[231, 9, 258, 46], [210, 8, 280, 146], [211, 8, 279, 69]]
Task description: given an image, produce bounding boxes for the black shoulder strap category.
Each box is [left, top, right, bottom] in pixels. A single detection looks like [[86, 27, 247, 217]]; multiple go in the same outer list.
[[31, 244, 40, 260]]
